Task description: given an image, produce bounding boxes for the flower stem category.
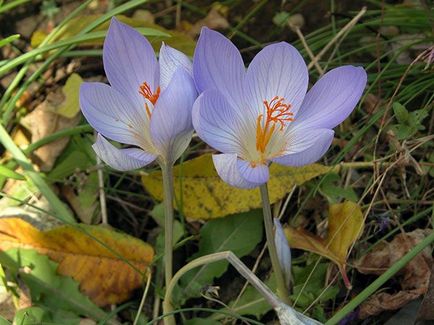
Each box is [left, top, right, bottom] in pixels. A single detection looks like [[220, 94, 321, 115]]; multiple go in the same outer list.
[[161, 162, 175, 290], [259, 183, 290, 304]]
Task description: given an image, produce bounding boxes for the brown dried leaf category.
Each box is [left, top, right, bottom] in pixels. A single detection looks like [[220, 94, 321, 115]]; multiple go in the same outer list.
[[186, 5, 230, 37], [359, 288, 426, 319], [21, 74, 82, 171], [417, 263, 434, 321], [356, 229, 432, 318]]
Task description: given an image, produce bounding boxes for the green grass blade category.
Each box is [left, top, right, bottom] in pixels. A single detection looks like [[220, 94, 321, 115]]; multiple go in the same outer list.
[[0, 124, 75, 223]]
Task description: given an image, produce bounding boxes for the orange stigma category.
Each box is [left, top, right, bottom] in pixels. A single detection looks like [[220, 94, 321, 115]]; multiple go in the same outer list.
[[256, 96, 293, 154], [139, 82, 160, 117]]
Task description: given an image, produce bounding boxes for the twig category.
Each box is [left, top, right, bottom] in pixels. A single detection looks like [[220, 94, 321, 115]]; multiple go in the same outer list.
[[307, 7, 367, 70], [133, 270, 152, 325], [293, 26, 324, 75], [96, 132, 108, 225]]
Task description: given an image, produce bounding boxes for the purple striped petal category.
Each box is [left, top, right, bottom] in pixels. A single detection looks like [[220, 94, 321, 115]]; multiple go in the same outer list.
[[273, 128, 334, 166], [159, 43, 193, 90], [245, 42, 308, 120], [192, 89, 249, 156], [103, 17, 159, 109], [212, 154, 264, 189], [295, 66, 367, 129], [193, 28, 245, 109], [237, 159, 269, 184], [274, 218, 292, 286], [80, 82, 149, 148], [93, 134, 156, 171], [150, 68, 197, 163]]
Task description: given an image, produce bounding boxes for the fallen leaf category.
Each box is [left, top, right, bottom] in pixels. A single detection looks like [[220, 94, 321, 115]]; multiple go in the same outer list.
[[186, 4, 229, 37], [284, 201, 364, 288], [142, 154, 332, 220], [0, 218, 154, 306], [356, 229, 432, 318], [21, 73, 83, 171], [359, 289, 426, 319], [417, 264, 434, 321], [56, 73, 83, 118]]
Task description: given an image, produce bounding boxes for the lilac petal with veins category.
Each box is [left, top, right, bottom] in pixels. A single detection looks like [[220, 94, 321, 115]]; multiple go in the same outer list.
[[103, 18, 159, 109], [93, 134, 156, 171]]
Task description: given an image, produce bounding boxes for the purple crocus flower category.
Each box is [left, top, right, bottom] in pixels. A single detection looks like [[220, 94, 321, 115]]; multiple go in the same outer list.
[[80, 18, 197, 170], [192, 28, 367, 188]]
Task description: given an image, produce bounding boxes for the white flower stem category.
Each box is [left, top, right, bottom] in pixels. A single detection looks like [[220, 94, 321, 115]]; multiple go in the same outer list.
[[162, 251, 280, 325], [260, 183, 290, 304], [163, 251, 318, 325], [161, 162, 175, 290]]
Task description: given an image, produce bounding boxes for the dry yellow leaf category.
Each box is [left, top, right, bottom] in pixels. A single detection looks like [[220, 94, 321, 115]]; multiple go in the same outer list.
[[326, 201, 365, 263], [56, 73, 83, 118], [0, 218, 154, 306], [142, 154, 332, 220], [284, 201, 364, 288]]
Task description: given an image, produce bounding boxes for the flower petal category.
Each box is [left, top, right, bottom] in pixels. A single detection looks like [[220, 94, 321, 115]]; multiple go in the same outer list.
[[245, 42, 308, 119], [150, 68, 197, 164], [103, 17, 159, 109], [193, 28, 245, 108], [295, 66, 367, 129], [93, 134, 156, 171], [80, 82, 150, 149], [212, 154, 264, 189], [237, 159, 269, 185], [272, 128, 334, 166], [159, 43, 193, 90], [192, 89, 251, 157], [274, 218, 292, 286]]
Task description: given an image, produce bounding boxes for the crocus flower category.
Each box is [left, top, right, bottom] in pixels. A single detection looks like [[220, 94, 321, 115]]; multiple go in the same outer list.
[[80, 18, 197, 171], [192, 28, 367, 188]]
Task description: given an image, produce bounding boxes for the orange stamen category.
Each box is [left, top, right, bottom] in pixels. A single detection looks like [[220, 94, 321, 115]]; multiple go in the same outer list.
[[139, 82, 160, 105], [256, 96, 293, 154]]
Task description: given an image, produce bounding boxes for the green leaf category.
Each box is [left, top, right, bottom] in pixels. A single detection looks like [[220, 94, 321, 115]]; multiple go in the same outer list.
[[0, 315, 10, 325], [272, 11, 290, 26], [390, 124, 413, 140], [13, 306, 51, 324], [390, 103, 429, 140], [48, 135, 95, 180], [228, 274, 276, 318], [177, 211, 263, 302], [290, 263, 339, 308], [319, 173, 358, 203], [393, 102, 409, 123], [0, 248, 109, 321], [0, 164, 24, 180], [13, 306, 81, 325]]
